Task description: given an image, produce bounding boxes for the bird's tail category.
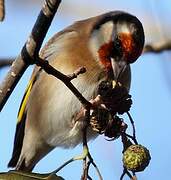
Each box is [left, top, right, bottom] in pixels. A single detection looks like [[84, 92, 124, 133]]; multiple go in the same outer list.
[[8, 112, 26, 169]]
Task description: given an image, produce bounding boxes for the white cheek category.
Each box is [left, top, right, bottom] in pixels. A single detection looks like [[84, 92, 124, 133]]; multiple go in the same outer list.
[[88, 21, 114, 64], [89, 30, 102, 61], [116, 22, 130, 35], [100, 21, 114, 42]]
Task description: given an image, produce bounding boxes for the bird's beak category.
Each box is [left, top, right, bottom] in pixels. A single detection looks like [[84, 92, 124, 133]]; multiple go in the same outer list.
[[110, 57, 127, 87]]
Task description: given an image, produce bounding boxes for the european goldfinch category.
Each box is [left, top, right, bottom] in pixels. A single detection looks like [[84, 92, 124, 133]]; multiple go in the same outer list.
[[8, 11, 144, 171]]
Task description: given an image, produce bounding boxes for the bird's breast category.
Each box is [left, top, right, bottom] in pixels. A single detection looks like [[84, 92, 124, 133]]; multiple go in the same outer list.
[[33, 72, 100, 148]]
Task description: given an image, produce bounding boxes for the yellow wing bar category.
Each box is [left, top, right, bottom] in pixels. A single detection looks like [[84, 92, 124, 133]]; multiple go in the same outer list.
[[17, 77, 34, 123]]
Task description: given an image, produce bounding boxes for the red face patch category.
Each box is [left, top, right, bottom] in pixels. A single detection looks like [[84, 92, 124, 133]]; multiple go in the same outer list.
[[98, 32, 142, 71], [98, 41, 113, 71], [118, 32, 141, 63]]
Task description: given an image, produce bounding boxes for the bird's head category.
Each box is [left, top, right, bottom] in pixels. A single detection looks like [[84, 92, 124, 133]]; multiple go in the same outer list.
[[89, 11, 145, 82]]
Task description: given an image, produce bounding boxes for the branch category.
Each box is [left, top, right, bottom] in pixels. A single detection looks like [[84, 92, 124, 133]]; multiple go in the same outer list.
[[0, 0, 5, 21], [143, 41, 171, 54], [1, 40, 171, 70], [0, 0, 62, 112], [0, 59, 13, 68], [67, 67, 86, 81], [36, 58, 91, 108]]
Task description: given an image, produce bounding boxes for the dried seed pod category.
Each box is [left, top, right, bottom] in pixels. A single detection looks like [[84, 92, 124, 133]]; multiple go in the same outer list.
[[90, 108, 110, 134], [90, 107, 127, 139], [104, 116, 127, 139], [98, 81, 132, 115], [123, 144, 151, 172]]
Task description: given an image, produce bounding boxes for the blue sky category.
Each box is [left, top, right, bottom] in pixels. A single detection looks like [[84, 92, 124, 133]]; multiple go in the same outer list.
[[0, 0, 171, 179]]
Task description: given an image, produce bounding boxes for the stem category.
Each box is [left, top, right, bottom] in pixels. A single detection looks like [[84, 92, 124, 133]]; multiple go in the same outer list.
[[126, 112, 138, 145], [0, 0, 61, 112], [0, 59, 13, 68], [81, 108, 90, 180], [120, 169, 126, 180], [49, 158, 74, 175], [36, 58, 91, 108], [88, 153, 103, 180]]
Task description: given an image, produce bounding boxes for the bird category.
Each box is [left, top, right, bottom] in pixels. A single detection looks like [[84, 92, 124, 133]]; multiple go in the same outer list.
[[8, 11, 144, 171]]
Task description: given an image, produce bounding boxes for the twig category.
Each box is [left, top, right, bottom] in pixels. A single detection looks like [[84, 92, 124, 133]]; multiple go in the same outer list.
[[120, 169, 126, 180], [49, 158, 75, 175], [2, 40, 171, 69], [126, 170, 134, 179], [120, 168, 134, 180], [36, 58, 91, 108], [82, 157, 88, 180], [82, 107, 103, 180], [143, 41, 171, 54], [124, 133, 137, 145], [126, 112, 138, 145], [79, 107, 102, 180], [86, 162, 92, 180], [120, 115, 138, 180], [0, 0, 62, 112], [81, 108, 90, 180], [131, 176, 137, 180], [121, 133, 132, 153], [0, 0, 4, 21], [87, 153, 103, 180], [48, 108, 92, 179], [0, 59, 13, 68], [67, 67, 86, 81], [87, 175, 93, 180]]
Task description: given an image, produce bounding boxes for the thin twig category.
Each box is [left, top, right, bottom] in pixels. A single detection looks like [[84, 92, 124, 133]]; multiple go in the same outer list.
[[86, 162, 92, 180], [1, 40, 171, 69], [88, 153, 103, 180], [120, 168, 135, 180], [49, 158, 75, 175], [0, 59, 13, 68], [121, 133, 132, 153], [82, 157, 88, 180], [143, 41, 171, 54], [131, 175, 137, 180], [125, 170, 134, 179], [120, 169, 126, 180], [131, 172, 137, 180], [81, 108, 90, 180], [126, 112, 138, 145], [0, 0, 62, 112], [124, 133, 137, 145], [67, 67, 86, 81], [36, 58, 91, 108], [87, 175, 93, 180], [80, 107, 103, 180]]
